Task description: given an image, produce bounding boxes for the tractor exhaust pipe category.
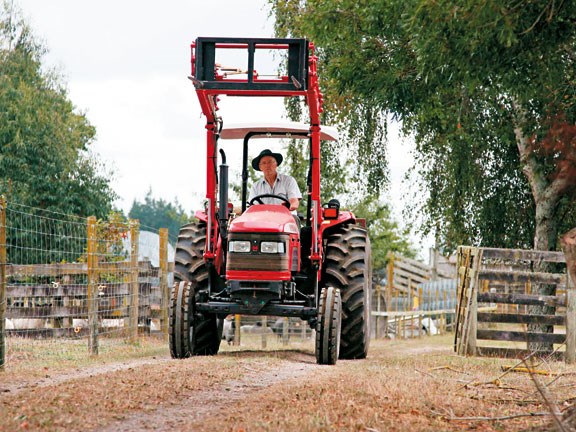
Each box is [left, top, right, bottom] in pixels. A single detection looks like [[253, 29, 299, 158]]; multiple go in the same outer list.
[[218, 149, 229, 240]]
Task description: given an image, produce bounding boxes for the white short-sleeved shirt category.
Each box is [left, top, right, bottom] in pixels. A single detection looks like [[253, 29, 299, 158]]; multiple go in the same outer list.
[[249, 173, 302, 205]]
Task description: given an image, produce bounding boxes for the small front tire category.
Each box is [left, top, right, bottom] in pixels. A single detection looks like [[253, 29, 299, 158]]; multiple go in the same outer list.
[[315, 286, 342, 365]]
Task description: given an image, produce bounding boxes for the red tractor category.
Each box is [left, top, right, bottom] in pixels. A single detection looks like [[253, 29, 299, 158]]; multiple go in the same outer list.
[[169, 37, 371, 365]]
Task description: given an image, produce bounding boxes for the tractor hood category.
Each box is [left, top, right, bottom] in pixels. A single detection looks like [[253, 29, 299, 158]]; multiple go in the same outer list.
[[230, 205, 299, 234]]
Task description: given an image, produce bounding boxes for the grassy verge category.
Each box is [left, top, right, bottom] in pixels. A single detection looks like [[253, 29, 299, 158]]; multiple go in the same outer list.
[[1, 335, 169, 383]]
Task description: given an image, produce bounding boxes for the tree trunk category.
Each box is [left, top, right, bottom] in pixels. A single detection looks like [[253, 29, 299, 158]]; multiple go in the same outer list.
[[527, 200, 558, 351], [514, 115, 562, 352]]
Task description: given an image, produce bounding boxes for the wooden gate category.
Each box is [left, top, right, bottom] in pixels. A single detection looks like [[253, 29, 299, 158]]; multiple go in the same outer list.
[[455, 246, 574, 362]]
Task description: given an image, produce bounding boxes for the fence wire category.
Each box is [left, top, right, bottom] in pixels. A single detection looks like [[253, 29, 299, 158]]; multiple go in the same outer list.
[[0, 200, 170, 370]]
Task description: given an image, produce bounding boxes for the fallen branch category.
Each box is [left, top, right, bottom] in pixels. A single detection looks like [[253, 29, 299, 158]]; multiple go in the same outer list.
[[415, 368, 437, 380], [442, 412, 550, 422], [528, 370, 576, 397], [461, 379, 526, 392], [468, 395, 541, 406], [458, 350, 542, 391], [502, 366, 555, 376], [462, 345, 564, 392], [430, 365, 468, 374]]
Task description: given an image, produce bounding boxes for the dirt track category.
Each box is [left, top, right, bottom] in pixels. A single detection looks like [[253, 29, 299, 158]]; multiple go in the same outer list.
[[0, 343, 336, 431], [1, 337, 572, 431], [99, 352, 320, 432]]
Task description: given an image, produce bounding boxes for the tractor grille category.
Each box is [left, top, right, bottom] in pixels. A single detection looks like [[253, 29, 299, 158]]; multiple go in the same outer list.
[[227, 233, 289, 272]]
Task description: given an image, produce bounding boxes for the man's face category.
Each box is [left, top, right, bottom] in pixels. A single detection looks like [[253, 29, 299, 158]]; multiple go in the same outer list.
[[259, 155, 278, 176]]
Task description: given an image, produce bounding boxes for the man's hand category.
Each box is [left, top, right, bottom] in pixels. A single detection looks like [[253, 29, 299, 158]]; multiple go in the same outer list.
[[289, 198, 300, 211]]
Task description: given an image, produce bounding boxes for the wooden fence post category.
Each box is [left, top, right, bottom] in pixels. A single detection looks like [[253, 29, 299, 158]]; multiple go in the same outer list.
[[464, 249, 481, 356], [418, 287, 423, 338], [159, 228, 169, 340], [560, 228, 576, 364], [129, 219, 140, 343], [442, 290, 447, 335], [234, 314, 241, 346], [566, 288, 576, 364], [0, 196, 7, 370], [87, 216, 99, 355], [387, 253, 394, 311]]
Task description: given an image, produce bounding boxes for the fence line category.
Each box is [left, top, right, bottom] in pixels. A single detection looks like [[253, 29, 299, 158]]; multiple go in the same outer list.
[[0, 197, 173, 370], [0, 197, 469, 372]]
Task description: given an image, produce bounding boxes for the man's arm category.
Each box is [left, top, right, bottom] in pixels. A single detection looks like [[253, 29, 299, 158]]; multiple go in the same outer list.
[[286, 175, 302, 211]]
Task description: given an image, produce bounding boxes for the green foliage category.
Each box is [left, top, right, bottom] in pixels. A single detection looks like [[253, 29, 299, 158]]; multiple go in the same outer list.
[[270, 0, 576, 252], [0, 3, 116, 217], [128, 189, 192, 242], [349, 195, 417, 271]]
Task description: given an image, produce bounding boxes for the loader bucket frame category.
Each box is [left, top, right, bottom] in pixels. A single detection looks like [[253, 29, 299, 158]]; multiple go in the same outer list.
[[190, 37, 324, 265]]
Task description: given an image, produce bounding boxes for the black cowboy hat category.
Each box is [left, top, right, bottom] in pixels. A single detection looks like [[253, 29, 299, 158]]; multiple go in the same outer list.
[[251, 149, 283, 171]]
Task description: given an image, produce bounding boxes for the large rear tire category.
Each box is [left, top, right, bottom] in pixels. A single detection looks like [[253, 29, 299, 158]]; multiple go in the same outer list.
[[169, 221, 221, 358], [322, 224, 371, 359], [316, 287, 342, 365]]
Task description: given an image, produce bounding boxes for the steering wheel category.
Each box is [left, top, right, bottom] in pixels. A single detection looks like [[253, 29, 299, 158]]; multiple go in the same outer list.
[[249, 194, 291, 209]]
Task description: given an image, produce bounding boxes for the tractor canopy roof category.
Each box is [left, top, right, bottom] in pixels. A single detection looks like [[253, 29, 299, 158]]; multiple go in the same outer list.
[[220, 122, 339, 142]]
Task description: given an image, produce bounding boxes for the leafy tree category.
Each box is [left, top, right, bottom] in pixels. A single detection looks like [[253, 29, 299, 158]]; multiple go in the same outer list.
[[349, 195, 417, 271], [128, 189, 192, 242], [0, 3, 116, 217], [269, 0, 576, 256], [0, 3, 117, 264]]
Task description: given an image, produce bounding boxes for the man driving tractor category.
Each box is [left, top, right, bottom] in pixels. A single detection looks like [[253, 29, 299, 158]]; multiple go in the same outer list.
[[249, 149, 301, 211]]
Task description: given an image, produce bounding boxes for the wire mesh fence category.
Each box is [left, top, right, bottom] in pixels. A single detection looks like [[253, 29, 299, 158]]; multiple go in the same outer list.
[[0, 197, 171, 370], [222, 315, 315, 349]]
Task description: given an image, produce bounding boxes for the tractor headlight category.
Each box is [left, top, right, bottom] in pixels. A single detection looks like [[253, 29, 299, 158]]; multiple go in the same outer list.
[[260, 241, 285, 254], [229, 240, 251, 253]]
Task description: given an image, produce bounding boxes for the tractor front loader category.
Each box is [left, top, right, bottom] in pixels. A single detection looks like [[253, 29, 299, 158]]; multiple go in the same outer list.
[[169, 37, 371, 365]]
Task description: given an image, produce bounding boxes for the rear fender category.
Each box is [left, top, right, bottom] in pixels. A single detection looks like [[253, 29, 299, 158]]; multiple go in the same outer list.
[[319, 210, 356, 239], [194, 210, 208, 223]]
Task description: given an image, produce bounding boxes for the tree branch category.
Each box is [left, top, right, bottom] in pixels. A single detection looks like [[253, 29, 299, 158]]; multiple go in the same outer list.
[[513, 107, 541, 201]]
